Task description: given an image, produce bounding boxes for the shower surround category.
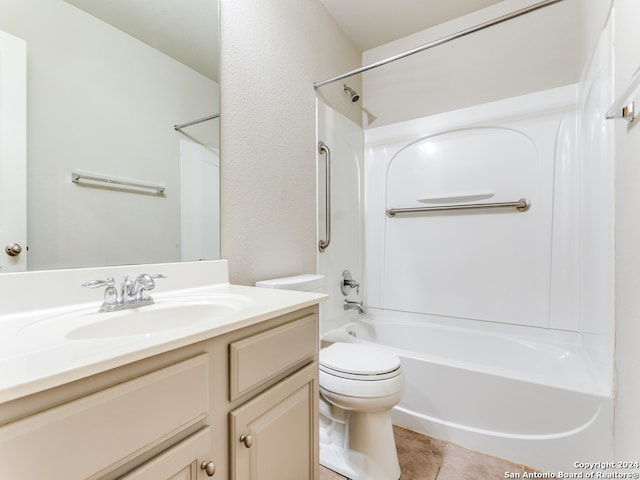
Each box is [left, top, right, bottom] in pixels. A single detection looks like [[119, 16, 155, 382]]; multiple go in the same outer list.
[[317, 10, 614, 472]]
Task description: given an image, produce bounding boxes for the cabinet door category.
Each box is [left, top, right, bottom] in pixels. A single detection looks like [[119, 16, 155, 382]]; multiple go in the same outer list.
[[120, 427, 215, 480], [0, 355, 209, 480], [230, 362, 318, 480]]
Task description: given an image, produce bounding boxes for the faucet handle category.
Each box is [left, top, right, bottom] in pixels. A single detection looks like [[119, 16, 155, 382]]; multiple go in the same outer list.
[[82, 277, 119, 311], [82, 277, 115, 289], [132, 273, 166, 301], [341, 270, 360, 296], [135, 273, 167, 287]]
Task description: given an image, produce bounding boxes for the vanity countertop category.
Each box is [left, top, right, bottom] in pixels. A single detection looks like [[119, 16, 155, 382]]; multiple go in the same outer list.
[[0, 260, 327, 404]]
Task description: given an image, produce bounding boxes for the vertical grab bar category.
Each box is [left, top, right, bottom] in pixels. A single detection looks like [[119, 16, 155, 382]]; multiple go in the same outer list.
[[318, 142, 331, 252]]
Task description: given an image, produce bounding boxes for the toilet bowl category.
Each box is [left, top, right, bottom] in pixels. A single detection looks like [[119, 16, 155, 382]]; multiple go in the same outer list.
[[319, 342, 404, 480]]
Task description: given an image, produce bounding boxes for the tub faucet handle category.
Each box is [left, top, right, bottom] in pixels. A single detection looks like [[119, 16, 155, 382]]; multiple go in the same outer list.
[[341, 270, 360, 296]]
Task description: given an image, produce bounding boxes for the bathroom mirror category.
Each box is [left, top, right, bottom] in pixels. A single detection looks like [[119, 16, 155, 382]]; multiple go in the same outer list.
[[0, 0, 219, 272]]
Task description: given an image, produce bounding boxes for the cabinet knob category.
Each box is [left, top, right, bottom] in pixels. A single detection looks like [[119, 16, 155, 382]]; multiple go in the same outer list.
[[200, 460, 216, 476], [239, 433, 253, 448]]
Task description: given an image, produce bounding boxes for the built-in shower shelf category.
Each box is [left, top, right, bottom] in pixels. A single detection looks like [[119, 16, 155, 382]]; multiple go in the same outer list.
[[417, 192, 495, 204]]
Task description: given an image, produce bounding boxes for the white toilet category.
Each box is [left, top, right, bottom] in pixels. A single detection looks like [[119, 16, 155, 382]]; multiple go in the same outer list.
[[319, 342, 403, 480], [255, 274, 404, 480]]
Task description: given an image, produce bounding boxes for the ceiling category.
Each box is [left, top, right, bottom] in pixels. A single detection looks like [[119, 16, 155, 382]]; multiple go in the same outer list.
[[318, 0, 505, 51], [63, 0, 505, 82], [64, 0, 219, 82]]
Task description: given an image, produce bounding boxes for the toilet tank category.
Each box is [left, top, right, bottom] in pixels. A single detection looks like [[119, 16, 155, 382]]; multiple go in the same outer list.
[[255, 274, 325, 292]]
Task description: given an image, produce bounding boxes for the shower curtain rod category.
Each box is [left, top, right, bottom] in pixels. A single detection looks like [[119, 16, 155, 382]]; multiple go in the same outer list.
[[314, 0, 564, 89], [174, 113, 220, 131]]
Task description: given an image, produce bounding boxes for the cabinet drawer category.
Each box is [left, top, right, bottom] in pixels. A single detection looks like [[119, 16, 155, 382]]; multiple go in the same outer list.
[[0, 354, 209, 480], [229, 313, 318, 401]]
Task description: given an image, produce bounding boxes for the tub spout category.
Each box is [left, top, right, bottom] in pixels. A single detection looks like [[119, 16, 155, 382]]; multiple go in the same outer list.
[[344, 299, 366, 315]]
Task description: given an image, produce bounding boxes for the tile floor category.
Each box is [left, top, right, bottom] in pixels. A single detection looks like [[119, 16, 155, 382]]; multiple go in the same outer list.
[[319, 425, 536, 480]]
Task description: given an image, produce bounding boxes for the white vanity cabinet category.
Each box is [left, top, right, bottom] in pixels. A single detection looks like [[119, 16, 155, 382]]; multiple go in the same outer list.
[[0, 305, 319, 480]]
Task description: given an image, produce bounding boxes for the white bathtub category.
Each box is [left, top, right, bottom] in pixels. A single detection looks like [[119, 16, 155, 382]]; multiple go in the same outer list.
[[322, 310, 613, 472]]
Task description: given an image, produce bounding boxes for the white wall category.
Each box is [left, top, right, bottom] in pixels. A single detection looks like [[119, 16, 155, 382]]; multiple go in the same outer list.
[[611, 0, 640, 459], [219, 0, 361, 286], [362, 0, 583, 127], [582, 1, 613, 60], [0, 0, 218, 270]]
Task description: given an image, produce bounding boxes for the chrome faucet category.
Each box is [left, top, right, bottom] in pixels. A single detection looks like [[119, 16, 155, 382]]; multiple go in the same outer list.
[[341, 270, 360, 296], [344, 299, 365, 315], [82, 273, 166, 312]]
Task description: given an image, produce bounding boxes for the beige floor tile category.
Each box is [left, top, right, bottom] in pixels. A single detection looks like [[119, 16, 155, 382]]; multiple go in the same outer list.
[[320, 425, 533, 480], [394, 425, 445, 480], [436, 443, 525, 480], [320, 465, 348, 480]]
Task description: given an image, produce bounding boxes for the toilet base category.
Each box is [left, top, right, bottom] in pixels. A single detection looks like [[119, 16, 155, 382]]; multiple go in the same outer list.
[[347, 409, 401, 479], [320, 400, 401, 480]]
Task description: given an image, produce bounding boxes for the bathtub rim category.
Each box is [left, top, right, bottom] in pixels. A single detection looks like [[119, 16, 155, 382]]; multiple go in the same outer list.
[[321, 309, 612, 398]]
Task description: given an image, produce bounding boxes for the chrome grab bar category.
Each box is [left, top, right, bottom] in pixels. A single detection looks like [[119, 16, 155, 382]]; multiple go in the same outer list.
[[386, 198, 530, 217], [318, 142, 331, 252]]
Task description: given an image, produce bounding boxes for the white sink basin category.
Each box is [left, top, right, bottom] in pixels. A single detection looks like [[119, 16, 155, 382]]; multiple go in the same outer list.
[[68, 303, 232, 339], [19, 294, 254, 340]]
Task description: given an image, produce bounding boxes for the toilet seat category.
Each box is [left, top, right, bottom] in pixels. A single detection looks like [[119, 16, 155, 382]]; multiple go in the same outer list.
[[320, 343, 401, 381]]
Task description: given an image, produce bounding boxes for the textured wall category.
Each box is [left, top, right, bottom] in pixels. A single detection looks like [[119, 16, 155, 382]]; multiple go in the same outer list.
[[219, 0, 360, 285]]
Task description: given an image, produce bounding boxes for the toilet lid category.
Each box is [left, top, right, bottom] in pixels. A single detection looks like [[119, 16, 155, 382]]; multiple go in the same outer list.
[[320, 342, 401, 377]]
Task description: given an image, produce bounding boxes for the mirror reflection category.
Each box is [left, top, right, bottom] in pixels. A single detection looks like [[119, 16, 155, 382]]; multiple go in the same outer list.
[[0, 0, 219, 273]]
